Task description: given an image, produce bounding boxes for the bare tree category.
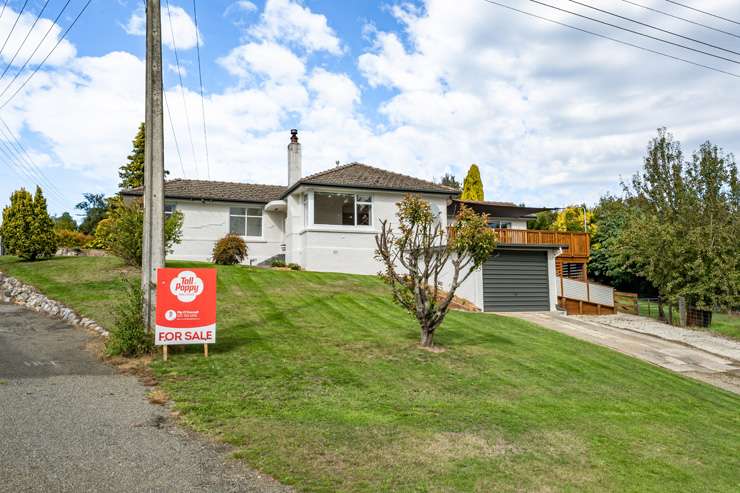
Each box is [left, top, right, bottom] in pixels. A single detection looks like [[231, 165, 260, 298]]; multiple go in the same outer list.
[[375, 195, 496, 347]]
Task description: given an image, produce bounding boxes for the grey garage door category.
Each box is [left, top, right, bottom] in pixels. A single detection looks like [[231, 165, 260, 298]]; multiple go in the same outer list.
[[482, 250, 549, 312]]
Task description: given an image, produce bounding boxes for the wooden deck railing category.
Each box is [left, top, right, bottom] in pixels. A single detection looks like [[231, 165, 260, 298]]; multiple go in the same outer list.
[[492, 228, 590, 257]]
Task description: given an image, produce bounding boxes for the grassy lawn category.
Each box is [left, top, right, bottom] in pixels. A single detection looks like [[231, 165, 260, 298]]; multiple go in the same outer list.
[[638, 300, 740, 340], [2, 256, 739, 492]]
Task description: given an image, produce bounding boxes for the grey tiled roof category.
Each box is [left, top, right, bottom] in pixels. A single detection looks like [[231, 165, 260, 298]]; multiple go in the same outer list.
[[121, 179, 287, 204], [282, 162, 459, 197]]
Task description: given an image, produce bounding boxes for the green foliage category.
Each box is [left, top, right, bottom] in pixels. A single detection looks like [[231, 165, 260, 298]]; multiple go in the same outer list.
[[552, 205, 594, 233], [618, 129, 739, 310], [53, 212, 77, 231], [527, 209, 557, 230], [271, 259, 287, 268], [119, 122, 145, 190], [56, 229, 94, 248], [440, 172, 461, 190], [461, 164, 484, 201], [375, 195, 496, 346], [212, 234, 248, 265], [106, 280, 153, 357], [75, 193, 108, 234], [288, 262, 302, 271], [1, 187, 58, 261], [102, 200, 183, 266]]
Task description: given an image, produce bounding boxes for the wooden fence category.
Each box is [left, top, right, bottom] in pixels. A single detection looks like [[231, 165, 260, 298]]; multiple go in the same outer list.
[[614, 291, 638, 315]]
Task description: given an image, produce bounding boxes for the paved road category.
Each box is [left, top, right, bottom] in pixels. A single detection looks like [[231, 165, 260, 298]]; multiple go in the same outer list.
[[507, 312, 740, 395], [0, 303, 290, 493]]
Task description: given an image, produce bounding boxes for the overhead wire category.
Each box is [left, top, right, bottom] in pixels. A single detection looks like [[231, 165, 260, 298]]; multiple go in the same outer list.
[[620, 0, 740, 40], [479, 0, 740, 79], [0, 0, 29, 60], [664, 0, 740, 27], [0, 0, 51, 83], [191, 0, 210, 180]]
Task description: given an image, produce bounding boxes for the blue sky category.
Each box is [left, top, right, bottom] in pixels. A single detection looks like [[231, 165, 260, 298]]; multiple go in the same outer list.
[[1, 0, 739, 218]]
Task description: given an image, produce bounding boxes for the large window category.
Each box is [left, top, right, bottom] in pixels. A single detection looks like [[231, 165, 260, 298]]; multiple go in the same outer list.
[[230, 206, 263, 237], [489, 220, 512, 229], [314, 192, 372, 226]]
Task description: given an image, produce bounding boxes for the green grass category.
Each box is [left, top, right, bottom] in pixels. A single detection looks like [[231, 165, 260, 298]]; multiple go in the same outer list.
[[2, 256, 739, 492], [638, 300, 740, 340]]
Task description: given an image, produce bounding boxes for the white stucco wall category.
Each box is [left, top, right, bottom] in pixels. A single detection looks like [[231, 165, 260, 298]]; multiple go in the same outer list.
[[286, 187, 450, 275], [166, 199, 284, 265]]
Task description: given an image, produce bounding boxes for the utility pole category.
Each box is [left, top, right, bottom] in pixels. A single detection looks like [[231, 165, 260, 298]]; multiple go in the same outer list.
[[142, 0, 165, 331]]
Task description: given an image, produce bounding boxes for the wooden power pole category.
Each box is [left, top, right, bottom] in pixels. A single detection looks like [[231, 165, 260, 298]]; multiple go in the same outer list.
[[142, 0, 165, 331]]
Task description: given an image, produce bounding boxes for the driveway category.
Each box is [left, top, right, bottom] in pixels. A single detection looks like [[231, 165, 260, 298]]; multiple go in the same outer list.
[[507, 312, 740, 395], [0, 302, 290, 492]]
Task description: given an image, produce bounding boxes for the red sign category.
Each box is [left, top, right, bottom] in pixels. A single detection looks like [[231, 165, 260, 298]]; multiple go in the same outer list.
[[155, 268, 216, 346]]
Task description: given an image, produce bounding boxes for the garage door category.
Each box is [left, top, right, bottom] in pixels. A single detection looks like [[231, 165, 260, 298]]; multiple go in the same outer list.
[[482, 250, 549, 312]]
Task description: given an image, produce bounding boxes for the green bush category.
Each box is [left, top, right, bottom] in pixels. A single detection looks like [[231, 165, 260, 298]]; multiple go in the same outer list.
[[56, 229, 94, 248], [103, 200, 183, 266], [0, 186, 58, 260], [106, 281, 153, 357], [288, 263, 302, 271], [271, 259, 287, 268], [212, 234, 248, 265]]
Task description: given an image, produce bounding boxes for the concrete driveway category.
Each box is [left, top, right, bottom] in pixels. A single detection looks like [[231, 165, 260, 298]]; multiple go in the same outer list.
[[0, 302, 290, 493], [507, 311, 740, 395]]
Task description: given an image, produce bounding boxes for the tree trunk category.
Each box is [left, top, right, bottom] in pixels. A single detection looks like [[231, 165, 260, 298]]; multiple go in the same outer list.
[[658, 297, 665, 322], [420, 328, 434, 347]]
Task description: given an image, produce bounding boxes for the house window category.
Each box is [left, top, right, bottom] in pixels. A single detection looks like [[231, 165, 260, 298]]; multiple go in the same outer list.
[[489, 220, 512, 229], [229, 206, 263, 237], [303, 193, 308, 226], [164, 203, 176, 220], [313, 192, 372, 227]]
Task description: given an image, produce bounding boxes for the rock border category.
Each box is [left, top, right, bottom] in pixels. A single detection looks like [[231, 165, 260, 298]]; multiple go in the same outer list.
[[0, 271, 109, 337]]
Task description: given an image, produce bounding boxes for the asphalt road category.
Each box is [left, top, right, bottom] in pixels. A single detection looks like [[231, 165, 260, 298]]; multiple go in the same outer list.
[[0, 302, 290, 493]]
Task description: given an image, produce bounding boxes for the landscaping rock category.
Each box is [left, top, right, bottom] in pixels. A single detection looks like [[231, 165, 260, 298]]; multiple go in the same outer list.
[[0, 271, 108, 338]]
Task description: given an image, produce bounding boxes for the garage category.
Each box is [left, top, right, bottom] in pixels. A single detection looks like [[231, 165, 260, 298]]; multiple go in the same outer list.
[[482, 249, 550, 312]]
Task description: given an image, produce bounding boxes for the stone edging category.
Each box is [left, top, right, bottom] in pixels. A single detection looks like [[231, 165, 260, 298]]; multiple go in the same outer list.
[[0, 271, 109, 337]]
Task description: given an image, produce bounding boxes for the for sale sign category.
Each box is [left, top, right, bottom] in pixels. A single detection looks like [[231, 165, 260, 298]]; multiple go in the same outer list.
[[155, 268, 216, 346]]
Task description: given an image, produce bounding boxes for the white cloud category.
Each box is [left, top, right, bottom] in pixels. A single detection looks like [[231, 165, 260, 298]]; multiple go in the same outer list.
[[168, 63, 187, 77], [248, 0, 342, 54], [218, 41, 305, 82], [0, 6, 76, 66], [124, 3, 202, 51]]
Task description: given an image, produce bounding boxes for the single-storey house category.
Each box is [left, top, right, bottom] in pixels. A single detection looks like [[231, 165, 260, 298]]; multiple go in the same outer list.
[[122, 130, 585, 313]]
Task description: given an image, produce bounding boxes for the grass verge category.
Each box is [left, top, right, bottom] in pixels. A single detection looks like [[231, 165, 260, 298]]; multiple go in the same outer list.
[[2, 255, 739, 492]]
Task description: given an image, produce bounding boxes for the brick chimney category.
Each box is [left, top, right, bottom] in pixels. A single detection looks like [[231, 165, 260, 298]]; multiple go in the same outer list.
[[288, 129, 301, 186]]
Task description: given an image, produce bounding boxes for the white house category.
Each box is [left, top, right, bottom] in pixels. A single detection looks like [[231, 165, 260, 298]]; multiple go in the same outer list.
[[122, 130, 571, 313]]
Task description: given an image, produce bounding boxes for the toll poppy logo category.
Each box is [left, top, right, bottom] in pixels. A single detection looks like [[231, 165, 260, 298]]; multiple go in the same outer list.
[[169, 271, 204, 303]]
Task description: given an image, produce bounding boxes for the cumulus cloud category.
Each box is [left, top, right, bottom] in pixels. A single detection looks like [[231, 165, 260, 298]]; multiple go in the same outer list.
[[124, 3, 202, 50], [0, 6, 76, 66], [217, 41, 305, 82]]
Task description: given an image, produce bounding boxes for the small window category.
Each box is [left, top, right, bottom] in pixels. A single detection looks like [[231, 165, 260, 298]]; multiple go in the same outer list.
[[314, 192, 372, 227], [164, 203, 176, 220], [229, 206, 263, 237], [489, 220, 511, 229]]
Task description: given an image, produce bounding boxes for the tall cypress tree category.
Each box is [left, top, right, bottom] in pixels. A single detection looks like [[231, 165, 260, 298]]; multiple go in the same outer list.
[[461, 164, 484, 201], [0, 187, 57, 260], [119, 122, 146, 189], [31, 187, 58, 259]]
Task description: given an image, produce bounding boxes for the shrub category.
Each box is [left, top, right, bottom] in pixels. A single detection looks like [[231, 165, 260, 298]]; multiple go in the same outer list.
[[271, 259, 287, 268], [288, 263, 302, 271], [0, 186, 57, 260], [103, 200, 183, 266], [56, 229, 94, 248], [212, 234, 248, 265], [106, 281, 153, 357]]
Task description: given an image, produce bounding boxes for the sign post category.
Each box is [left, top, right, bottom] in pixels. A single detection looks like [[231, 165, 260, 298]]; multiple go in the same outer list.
[[155, 268, 217, 360]]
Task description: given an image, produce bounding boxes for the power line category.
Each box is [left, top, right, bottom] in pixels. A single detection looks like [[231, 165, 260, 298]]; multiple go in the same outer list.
[[527, 0, 740, 66], [479, 0, 740, 79], [664, 1, 740, 27], [0, 133, 67, 207], [0, 0, 92, 110], [0, 0, 51, 84], [0, 1, 9, 20], [164, 0, 199, 178], [620, 0, 740, 40], [0, 0, 30, 59], [0, 0, 73, 102], [0, 116, 68, 204], [192, 0, 210, 180], [567, 0, 740, 57], [163, 90, 186, 177]]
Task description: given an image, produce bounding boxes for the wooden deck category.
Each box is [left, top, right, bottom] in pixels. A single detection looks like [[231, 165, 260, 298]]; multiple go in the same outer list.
[[492, 228, 590, 257]]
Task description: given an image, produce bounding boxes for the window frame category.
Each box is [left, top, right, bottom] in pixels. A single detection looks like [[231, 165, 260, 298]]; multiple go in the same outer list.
[[229, 205, 264, 239], [311, 190, 374, 228], [164, 203, 176, 221]]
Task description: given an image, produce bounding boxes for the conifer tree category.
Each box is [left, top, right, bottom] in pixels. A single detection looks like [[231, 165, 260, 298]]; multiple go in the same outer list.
[[461, 164, 484, 201], [1, 187, 58, 260], [119, 122, 146, 189]]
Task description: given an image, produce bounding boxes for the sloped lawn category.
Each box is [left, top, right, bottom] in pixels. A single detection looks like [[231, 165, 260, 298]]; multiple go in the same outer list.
[[1, 255, 739, 492]]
